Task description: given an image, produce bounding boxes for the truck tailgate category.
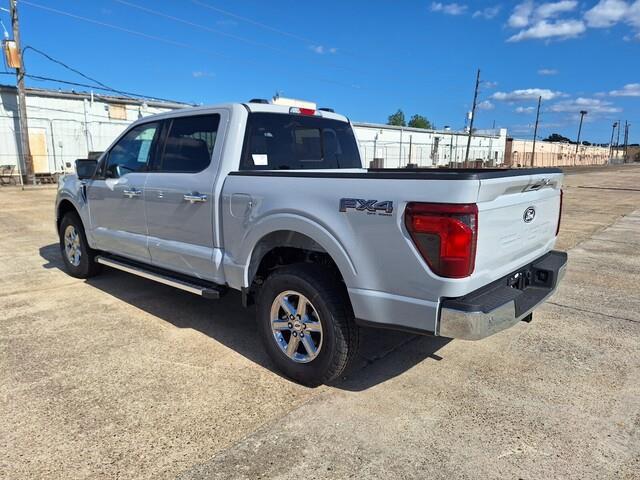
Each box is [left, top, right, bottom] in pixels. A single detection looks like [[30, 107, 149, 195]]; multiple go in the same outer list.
[[473, 172, 563, 283]]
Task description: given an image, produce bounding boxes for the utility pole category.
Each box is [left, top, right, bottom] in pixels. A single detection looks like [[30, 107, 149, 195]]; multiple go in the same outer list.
[[575, 110, 587, 166], [9, 0, 34, 184], [531, 96, 542, 167], [464, 68, 480, 168], [623, 121, 629, 163], [608, 121, 618, 163], [615, 119, 621, 163]]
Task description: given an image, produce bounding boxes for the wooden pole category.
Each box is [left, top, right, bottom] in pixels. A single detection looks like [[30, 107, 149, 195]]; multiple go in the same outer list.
[[10, 0, 34, 184]]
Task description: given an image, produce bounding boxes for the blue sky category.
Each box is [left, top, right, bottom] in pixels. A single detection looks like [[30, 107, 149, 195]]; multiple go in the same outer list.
[[2, 0, 639, 143]]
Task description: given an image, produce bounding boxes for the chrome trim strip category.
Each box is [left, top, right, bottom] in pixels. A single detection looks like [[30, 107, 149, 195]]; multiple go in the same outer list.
[[95, 256, 215, 297]]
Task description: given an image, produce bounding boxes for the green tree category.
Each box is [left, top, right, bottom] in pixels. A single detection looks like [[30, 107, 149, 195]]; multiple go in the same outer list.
[[387, 109, 406, 126], [544, 133, 572, 143], [408, 114, 433, 129]]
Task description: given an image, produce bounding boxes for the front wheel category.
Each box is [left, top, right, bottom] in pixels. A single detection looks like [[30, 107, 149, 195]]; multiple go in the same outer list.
[[58, 212, 101, 279], [256, 264, 359, 386]]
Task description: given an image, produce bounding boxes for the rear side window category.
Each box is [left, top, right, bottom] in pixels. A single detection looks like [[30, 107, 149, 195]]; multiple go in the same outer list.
[[159, 114, 220, 173], [240, 113, 361, 170]]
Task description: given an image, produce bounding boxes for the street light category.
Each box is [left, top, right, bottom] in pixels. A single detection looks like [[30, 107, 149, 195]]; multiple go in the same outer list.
[[609, 121, 618, 163], [575, 110, 587, 165]]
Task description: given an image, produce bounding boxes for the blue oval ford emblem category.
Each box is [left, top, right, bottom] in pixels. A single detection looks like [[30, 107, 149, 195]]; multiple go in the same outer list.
[[523, 207, 536, 223]]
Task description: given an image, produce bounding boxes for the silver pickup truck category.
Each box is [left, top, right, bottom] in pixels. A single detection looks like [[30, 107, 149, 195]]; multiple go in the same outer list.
[[56, 100, 567, 385]]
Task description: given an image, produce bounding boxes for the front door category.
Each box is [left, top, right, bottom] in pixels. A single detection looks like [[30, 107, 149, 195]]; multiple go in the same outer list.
[[87, 121, 160, 263], [144, 113, 223, 282]]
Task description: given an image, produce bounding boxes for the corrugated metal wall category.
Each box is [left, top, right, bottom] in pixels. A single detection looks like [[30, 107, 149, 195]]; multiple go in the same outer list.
[[0, 88, 180, 174]]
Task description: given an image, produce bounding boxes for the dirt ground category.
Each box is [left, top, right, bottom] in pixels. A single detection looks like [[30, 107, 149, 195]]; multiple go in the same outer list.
[[1, 166, 639, 479]]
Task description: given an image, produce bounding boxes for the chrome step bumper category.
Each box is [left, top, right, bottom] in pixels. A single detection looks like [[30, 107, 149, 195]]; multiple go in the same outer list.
[[438, 251, 568, 340]]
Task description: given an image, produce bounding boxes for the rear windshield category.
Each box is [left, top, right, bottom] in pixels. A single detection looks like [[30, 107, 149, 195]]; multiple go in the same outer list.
[[240, 112, 362, 170]]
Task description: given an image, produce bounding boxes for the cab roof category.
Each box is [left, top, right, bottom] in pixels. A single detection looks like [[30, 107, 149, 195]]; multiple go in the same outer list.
[[129, 101, 350, 125]]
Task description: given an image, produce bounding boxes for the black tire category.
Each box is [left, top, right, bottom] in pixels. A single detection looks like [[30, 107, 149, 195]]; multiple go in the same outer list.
[[256, 263, 359, 386], [58, 212, 102, 279]]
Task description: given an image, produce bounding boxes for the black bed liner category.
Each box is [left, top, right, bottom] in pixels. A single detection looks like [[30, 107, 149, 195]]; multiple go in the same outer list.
[[229, 167, 563, 180]]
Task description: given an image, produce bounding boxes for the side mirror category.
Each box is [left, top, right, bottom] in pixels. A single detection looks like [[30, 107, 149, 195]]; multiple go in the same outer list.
[[75, 159, 98, 180]]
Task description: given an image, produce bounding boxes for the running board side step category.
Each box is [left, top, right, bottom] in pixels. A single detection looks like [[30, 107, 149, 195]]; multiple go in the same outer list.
[[95, 255, 224, 299]]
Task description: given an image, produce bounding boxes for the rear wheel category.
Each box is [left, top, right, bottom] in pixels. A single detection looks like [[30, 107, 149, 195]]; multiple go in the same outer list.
[[58, 212, 101, 278], [256, 264, 359, 386]]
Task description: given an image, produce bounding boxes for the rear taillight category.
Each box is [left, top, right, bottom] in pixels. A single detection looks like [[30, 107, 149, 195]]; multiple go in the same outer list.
[[556, 189, 563, 236], [405, 202, 478, 278]]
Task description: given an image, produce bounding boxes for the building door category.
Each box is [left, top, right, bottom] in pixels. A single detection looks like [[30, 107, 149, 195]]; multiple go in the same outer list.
[[29, 129, 49, 173]]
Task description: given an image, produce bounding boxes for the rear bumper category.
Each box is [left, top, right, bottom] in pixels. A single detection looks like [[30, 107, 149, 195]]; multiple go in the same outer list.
[[438, 250, 567, 340]]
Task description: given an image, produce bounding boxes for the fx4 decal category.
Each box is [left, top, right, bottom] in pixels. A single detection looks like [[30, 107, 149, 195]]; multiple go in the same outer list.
[[339, 198, 394, 216]]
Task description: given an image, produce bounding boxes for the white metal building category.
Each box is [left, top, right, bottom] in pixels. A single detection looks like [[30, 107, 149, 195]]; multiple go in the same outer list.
[[353, 122, 508, 168], [0, 85, 187, 177]]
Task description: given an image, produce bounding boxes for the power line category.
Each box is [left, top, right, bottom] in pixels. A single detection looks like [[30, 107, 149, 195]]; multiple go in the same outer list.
[[0, 71, 188, 103], [22, 46, 127, 97], [189, 0, 317, 45], [21, 0, 361, 90], [113, 0, 288, 54], [188, 0, 372, 64], [21, 1, 233, 60]]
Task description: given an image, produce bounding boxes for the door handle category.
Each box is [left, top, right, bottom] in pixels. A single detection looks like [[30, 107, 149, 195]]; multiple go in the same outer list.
[[123, 188, 142, 198], [183, 193, 208, 204]]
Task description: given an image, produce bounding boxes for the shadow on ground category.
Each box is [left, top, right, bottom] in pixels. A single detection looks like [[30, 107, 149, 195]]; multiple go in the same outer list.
[[40, 243, 449, 391]]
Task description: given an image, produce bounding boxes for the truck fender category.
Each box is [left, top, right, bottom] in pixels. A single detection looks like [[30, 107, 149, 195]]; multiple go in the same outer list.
[[230, 213, 358, 290]]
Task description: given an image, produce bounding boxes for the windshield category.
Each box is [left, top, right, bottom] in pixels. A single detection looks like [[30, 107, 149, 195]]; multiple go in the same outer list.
[[240, 112, 362, 170]]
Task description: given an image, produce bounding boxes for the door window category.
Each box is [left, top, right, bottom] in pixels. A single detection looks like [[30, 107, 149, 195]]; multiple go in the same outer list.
[[105, 122, 159, 178], [159, 114, 220, 173]]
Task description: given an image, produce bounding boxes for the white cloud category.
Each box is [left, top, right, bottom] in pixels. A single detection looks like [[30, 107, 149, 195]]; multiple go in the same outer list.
[[538, 68, 559, 75], [473, 5, 501, 19], [507, 1, 586, 42], [609, 83, 640, 96], [583, 1, 640, 37], [508, 0, 578, 28], [492, 88, 564, 101], [477, 100, 495, 110], [508, 1, 534, 27], [309, 45, 337, 55], [430, 2, 468, 15], [549, 97, 622, 114], [516, 106, 536, 113], [508, 19, 585, 41], [585, 0, 629, 27], [192, 71, 214, 78], [508, 0, 640, 41], [536, 1, 578, 19], [483, 80, 499, 89]]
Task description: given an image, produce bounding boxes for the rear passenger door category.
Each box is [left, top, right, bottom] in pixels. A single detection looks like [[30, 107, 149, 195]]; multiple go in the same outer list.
[[144, 113, 224, 282]]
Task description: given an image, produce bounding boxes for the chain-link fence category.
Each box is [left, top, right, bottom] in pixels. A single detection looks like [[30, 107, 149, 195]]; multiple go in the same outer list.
[[358, 139, 504, 169]]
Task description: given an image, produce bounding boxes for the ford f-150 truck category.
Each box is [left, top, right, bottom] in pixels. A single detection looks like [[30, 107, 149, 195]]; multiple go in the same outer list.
[[55, 99, 567, 386]]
